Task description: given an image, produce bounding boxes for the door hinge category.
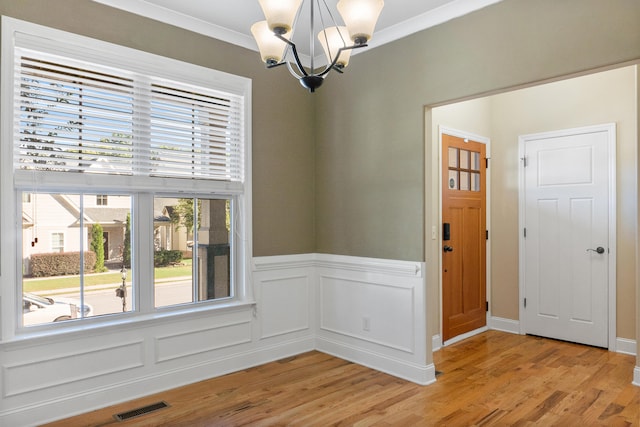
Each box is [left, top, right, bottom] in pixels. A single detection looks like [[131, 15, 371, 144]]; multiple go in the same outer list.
[[524, 298, 527, 308], [486, 229, 489, 240], [522, 156, 528, 167], [485, 301, 489, 312], [523, 227, 527, 238], [485, 157, 490, 168]]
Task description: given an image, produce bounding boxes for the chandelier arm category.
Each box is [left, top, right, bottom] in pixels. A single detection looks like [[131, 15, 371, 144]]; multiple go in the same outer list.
[[274, 33, 309, 77], [266, 61, 288, 69], [310, 0, 317, 72], [285, 60, 305, 79], [317, 43, 367, 78]]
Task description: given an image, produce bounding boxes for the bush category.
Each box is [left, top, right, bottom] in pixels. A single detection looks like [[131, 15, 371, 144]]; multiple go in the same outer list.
[[30, 251, 97, 277], [90, 223, 107, 272], [154, 249, 183, 267]]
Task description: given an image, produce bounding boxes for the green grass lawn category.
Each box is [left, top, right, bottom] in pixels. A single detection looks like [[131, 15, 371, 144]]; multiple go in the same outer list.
[[23, 259, 193, 293]]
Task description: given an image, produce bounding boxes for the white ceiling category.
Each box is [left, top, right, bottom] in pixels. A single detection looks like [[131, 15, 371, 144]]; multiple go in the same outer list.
[[92, 0, 502, 63]]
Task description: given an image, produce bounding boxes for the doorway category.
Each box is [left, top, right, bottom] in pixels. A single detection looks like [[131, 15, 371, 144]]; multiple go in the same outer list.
[[429, 65, 635, 353], [440, 129, 489, 343], [518, 124, 616, 348]]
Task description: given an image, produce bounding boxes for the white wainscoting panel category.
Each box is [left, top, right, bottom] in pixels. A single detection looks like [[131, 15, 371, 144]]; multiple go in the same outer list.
[[0, 255, 317, 426], [258, 275, 310, 339], [155, 319, 252, 363], [253, 254, 315, 342], [3, 340, 144, 398], [314, 254, 434, 385], [319, 276, 415, 352], [0, 253, 435, 425]]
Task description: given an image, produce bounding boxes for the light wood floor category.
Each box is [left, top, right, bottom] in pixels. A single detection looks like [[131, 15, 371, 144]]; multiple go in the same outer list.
[[45, 331, 640, 426]]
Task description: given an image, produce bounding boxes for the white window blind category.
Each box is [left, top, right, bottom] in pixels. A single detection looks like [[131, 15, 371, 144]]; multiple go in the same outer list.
[[13, 48, 245, 184]]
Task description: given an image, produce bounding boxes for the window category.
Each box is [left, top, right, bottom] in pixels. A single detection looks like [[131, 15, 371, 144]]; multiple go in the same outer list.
[[448, 147, 481, 192], [2, 18, 252, 334], [23, 194, 132, 325], [96, 195, 108, 206], [154, 197, 232, 308], [50, 232, 64, 253]]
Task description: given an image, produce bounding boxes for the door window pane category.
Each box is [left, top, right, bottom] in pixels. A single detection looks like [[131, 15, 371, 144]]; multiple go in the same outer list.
[[460, 171, 470, 191], [472, 152, 480, 171], [448, 170, 458, 190], [460, 150, 470, 169], [448, 148, 458, 168], [472, 172, 481, 191]]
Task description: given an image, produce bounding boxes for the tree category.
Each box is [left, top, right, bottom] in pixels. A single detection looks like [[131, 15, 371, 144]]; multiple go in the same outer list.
[[90, 223, 107, 272], [20, 77, 67, 171], [123, 213, 131, 268], [170, 198, 201, 239]]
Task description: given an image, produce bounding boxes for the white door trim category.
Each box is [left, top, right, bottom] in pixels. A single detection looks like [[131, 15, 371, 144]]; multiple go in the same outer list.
[[438, 126, 491, 345], [518, 123, 617, 350]]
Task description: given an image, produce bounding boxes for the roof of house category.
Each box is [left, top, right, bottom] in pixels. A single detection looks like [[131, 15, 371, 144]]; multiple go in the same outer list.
[[84, 208, 130, 225]]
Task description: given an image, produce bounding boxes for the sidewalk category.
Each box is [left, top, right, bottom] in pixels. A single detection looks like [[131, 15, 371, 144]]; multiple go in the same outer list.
[[31, 276, 191, 296]]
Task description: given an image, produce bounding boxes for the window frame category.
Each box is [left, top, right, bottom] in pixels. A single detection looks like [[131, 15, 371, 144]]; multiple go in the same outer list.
[[50, 232, 65, 253], [1, 17, 253, 341], [152, 194, 236, 309], [96, 195, 108, 206]]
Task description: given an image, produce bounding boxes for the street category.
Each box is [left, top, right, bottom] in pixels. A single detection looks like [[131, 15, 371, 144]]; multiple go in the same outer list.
[[53, 278, 193, 316]]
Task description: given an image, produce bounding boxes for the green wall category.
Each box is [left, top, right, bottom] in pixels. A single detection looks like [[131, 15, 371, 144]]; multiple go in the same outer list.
[[0, 0, 316, 257], [315, 0, 640, 261]]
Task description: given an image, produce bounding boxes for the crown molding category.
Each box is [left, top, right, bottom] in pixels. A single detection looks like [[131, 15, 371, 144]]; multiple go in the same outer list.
[[92, 0, 502, 66], [91, 0, 258, 51], [367, 0, 503, 50]]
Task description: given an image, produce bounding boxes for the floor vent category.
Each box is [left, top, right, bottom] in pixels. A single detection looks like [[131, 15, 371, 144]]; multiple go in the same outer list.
[[113, 401, 170, 422]]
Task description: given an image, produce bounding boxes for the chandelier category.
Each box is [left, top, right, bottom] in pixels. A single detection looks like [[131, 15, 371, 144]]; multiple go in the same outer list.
[[251, 0, 384, 92]]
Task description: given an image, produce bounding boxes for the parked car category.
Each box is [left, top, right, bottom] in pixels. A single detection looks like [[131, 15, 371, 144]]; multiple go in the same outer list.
[[23, 292, 93, 326]]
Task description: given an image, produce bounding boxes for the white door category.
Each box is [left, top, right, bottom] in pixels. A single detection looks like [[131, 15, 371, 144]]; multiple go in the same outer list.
[[520, 124, 615, 348]]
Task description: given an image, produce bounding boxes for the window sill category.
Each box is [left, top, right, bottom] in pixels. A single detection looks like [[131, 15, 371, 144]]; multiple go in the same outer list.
[[1, 299, 257, 350]]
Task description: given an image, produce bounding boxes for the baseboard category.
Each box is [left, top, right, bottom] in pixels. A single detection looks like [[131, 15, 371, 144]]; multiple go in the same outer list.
[[443, 326, 488, 347], [432, 318, 519, 353], [435, 321, 633, 357], [316, 336, 436, 386], [615, 338, 637, 356], [489, 316, 520, 334], [432, 334, 442, 352], [634, 366, 640, 387], [1, 337, 315, 427]]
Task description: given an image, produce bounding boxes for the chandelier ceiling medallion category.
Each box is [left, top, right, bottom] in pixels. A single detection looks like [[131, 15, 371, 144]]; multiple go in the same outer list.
[[251, 0, 384, 92]]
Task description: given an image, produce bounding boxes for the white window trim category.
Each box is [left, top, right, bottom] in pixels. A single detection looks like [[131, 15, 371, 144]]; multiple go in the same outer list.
[[0, 17, 254, 342], [50, 232, 65, 253]]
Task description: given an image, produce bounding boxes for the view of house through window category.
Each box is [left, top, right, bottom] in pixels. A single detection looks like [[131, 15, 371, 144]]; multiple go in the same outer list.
[[22, 193, 132, 326], [154, 197, 232, 308], [21, 193, 234, 326]]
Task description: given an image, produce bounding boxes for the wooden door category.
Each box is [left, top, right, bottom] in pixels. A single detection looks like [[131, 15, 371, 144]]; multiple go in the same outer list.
[[522, 125, 612, 348], [442, 134, 486, 342]]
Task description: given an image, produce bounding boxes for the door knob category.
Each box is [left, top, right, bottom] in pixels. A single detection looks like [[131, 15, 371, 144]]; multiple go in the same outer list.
[[586, 247, 605, 254], [443, 245, 454, 252]]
